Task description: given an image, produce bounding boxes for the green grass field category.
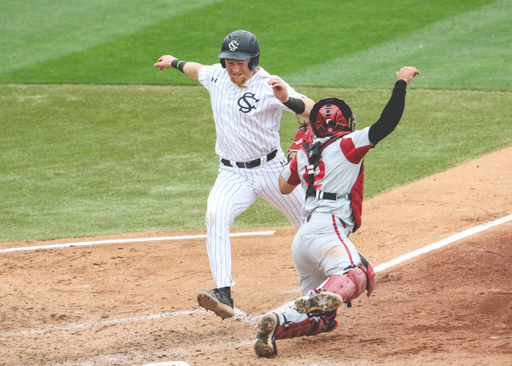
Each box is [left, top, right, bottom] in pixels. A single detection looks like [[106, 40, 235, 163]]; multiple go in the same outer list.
[[1, 0, 511, 242]]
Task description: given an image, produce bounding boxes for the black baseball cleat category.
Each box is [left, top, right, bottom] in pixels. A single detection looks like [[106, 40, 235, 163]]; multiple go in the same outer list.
[[293, 291, 343, 314], [197, 288, 234, 319], [254, 312, 278, 357]]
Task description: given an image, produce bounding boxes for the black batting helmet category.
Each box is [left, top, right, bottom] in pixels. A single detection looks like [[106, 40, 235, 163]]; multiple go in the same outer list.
[[219, 30, 260, 71], [309, 98, 356, 138]]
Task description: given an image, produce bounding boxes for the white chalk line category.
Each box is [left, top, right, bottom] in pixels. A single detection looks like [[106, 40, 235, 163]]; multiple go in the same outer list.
[[0, 231, 276, 254], [1, 309, 207, 337], [373, 213, 512, 272], [2, 213, 512, 338], [0, 307, 254, 338]]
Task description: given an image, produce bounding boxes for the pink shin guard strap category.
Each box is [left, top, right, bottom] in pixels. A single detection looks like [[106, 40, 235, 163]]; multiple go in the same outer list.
[[365, 263, 376, 297]]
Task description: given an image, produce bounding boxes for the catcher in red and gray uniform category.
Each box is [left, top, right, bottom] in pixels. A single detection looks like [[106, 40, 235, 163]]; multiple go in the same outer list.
[[254, 66, 420, 357]]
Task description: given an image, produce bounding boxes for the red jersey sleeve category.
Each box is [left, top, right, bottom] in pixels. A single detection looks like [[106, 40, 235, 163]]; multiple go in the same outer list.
[[281, 155, 302, 186], [339, 127, 373, 164]]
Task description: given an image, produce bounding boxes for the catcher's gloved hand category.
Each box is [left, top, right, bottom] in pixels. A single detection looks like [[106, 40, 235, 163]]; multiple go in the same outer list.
[[287, 121, 314, 161]]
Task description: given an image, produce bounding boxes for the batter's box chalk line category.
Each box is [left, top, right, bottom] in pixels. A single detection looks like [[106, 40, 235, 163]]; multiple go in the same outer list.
[[0, 230, 276, 253]]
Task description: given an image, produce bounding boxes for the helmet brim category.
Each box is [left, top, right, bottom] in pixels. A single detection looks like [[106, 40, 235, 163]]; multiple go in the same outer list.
[[219, 51, 259, 61]]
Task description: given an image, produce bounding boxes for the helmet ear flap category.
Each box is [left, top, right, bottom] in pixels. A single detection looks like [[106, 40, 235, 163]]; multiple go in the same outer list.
[[248, 54, 259, 71], [337, 100, 355, 132], [348, 112, 356, 132]]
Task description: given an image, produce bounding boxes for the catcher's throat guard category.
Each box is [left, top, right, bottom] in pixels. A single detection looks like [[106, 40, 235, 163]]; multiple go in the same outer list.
[[310, 97, 356, 138]]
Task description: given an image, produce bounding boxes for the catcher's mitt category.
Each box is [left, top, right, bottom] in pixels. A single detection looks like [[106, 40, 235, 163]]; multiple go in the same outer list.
[[287, 120, 314, 160]]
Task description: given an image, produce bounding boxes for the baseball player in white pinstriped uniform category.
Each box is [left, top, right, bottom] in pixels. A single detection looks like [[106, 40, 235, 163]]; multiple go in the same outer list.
[[154, 30, 314, 319]]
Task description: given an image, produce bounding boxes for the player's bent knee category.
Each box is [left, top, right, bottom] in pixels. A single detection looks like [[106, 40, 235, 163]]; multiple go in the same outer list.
[[205, 210, 216, 226], [320, 265, 375, 304], [345, 268, 367, 300], [320, 271, 363, 304]]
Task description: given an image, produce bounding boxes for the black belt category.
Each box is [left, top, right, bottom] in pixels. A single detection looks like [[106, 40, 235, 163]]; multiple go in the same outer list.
[[221, 150, 277, 169], [308, 190, 353, 201]]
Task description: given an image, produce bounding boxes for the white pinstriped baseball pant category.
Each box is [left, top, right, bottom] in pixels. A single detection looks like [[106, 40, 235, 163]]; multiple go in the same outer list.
[[205, 153, 304, 288]]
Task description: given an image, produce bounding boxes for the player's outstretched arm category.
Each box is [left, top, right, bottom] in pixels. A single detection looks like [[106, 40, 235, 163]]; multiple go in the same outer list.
[[268, 77, 314, 119], [153, 55, 204, 82], [368, 66, 420, 146]]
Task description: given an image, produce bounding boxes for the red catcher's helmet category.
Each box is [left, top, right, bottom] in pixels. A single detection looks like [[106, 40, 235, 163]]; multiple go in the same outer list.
[[309, 97, 356, 137]]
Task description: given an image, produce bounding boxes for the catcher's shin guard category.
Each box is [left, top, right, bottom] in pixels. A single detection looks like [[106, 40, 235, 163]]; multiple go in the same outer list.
[[364, 263, 376, 297], [319, 264, 375, 306], [254, 311, 338, 357], [358, 253, 376, 297]]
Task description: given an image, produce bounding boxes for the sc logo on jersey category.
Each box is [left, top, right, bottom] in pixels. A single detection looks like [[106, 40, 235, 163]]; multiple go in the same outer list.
[[238, 92, 259, 113]]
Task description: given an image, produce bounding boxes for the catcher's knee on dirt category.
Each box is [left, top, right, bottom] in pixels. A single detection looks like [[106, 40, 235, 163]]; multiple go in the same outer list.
[[320, 264, 376, 306]]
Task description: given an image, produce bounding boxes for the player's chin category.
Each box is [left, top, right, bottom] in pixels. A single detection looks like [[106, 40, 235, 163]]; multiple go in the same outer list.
[[230, 75, 247, 85]]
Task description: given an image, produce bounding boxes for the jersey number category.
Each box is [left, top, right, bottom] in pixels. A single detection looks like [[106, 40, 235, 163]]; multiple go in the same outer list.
[[303, 161, 325, 190]]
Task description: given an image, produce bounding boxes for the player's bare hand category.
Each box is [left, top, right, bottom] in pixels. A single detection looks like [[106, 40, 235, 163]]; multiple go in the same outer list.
[[269, 77, 289, 103], [396, 67, 420, 84], [154, 55, 177, 71]]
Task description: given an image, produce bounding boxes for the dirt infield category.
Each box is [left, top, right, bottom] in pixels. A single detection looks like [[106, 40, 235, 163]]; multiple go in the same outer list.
[[1, 146, 511, 366]]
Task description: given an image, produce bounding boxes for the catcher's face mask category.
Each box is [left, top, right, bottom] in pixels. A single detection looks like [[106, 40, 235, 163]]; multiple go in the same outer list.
[[310, 98, 356, 137]]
